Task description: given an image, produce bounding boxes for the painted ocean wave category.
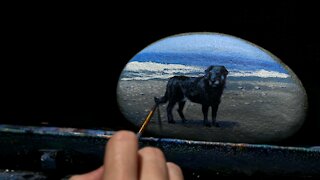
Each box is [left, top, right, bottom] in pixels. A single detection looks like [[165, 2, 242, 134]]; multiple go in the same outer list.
[[231, 69, 289, 78], [121, 61, 290, 81], [132, 52, 289, 73]]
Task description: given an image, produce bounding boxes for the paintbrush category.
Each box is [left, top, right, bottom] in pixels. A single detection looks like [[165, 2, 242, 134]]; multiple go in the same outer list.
[[136, 103, 158, 139]]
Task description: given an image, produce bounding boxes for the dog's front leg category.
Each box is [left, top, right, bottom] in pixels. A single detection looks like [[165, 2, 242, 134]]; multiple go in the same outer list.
[[202, 105, 211, 127], [211, 104, 220, 127]]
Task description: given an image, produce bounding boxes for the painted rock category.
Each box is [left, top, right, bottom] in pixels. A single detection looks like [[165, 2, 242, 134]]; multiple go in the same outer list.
[[117, 33, 307, 143]]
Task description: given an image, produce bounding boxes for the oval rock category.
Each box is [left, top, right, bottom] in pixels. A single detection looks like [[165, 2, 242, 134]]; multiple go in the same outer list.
[[117, 33, 307, 143]]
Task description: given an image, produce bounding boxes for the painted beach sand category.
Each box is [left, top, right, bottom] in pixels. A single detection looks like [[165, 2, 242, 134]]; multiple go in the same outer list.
[[117, 33, 307, 143]]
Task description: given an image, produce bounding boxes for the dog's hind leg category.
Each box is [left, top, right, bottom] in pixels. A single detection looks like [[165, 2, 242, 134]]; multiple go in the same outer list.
[[167, 101, 176, 124], [202, 105, 211, 127], [177, 101, 187, 123]]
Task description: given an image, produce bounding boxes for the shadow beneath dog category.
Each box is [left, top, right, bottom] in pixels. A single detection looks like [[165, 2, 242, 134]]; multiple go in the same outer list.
[[216, 120, 240, 129], [174, 119, 239, 129]]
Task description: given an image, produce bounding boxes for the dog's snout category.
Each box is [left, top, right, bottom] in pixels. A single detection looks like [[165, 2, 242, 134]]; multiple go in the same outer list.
[[209, 74, 223, 86]]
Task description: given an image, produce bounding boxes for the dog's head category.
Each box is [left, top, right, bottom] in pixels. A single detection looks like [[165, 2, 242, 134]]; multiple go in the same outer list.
[[204, 65, 228, 87]]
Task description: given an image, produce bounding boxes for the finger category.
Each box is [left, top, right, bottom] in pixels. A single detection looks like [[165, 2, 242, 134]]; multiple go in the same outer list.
[[138, 147, 169, 180], [103, 131, 138, 180], [167, 162, 184, 180], [69, 166, 104, 180]]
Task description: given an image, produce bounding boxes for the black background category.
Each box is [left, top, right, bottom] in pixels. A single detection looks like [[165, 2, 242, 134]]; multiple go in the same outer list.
[[1, 1, 319, 146]]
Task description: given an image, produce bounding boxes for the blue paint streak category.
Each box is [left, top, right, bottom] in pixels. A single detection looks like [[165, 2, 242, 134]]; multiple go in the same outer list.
[[0, 124, 318, 153]]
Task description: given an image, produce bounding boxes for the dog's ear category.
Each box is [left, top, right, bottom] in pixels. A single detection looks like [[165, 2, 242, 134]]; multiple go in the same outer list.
[[204, 66, 214, 79], [205, 66, 214, 73], [221, 66, 228, 75]]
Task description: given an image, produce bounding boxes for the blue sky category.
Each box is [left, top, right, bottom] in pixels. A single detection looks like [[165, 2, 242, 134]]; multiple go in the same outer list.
[[131, 33, 288, 74], [142, 33, 275, 62], [131, 33, 288, 73]]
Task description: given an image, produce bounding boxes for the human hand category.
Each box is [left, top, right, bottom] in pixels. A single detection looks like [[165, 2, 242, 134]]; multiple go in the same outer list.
[[70, 131, 184, 180]]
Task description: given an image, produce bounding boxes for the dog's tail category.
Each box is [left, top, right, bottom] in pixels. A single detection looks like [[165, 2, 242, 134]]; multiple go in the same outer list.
[[154, 91, 168, 105]]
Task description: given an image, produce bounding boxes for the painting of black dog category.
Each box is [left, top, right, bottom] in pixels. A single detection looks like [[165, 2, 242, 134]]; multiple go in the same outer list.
[[155, 65, 228, 127]]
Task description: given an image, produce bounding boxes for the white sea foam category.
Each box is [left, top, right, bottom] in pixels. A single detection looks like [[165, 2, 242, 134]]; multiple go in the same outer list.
[[121, 61, 290, 80], [124, 61, 203, 74], [230, 69, 290, 78]]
